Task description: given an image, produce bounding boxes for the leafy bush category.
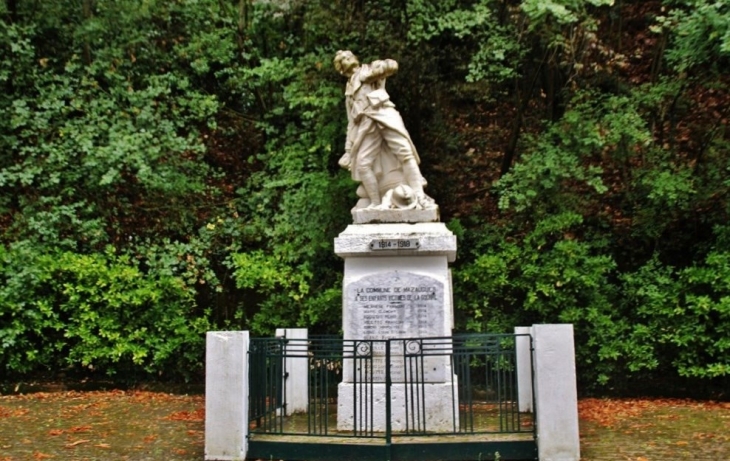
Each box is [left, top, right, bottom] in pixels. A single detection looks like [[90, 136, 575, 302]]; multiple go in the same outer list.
[[454, 213, 621, 386], [0, 243, 210, 380], [621, 247, 730, 380]]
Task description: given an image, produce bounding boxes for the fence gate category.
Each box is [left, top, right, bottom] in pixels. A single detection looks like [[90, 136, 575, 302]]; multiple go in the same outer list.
[[247, 334, 537, 461]]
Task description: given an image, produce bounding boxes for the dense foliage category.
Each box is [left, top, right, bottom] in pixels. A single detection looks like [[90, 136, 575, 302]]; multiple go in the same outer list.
[[1, 0, 728, 392]]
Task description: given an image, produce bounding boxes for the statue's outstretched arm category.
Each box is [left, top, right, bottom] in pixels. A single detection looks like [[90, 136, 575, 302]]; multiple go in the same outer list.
[[360, 59, 398, 82]]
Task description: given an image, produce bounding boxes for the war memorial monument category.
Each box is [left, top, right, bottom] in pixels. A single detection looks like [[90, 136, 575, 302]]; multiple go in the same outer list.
[[204, 50, 580, 461]]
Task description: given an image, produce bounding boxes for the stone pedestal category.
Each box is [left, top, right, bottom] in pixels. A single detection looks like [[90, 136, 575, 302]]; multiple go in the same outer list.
[[335, 223, 457, 432], [352, 206, 439, 224], [335, 223, 456, 341]]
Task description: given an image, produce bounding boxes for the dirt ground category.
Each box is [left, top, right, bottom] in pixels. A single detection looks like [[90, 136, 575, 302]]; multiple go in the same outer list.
[[1, 391, 728, 460], [579, 398, 730, 460], [0, 390, 204, 460]]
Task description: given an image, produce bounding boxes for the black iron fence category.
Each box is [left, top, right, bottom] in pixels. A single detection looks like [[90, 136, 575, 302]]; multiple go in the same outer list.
[[248, 333, 535, 441]]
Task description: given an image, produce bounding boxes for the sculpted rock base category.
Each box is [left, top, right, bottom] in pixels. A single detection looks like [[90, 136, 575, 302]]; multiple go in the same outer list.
[[352, 206, 440, 224]]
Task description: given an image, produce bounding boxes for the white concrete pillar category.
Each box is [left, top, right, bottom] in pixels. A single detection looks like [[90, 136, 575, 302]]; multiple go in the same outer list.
[[205, 331, 249, 461], [532, 324, 580, 461], [514, 326, 533, 413], [275, 328, 309, 414]]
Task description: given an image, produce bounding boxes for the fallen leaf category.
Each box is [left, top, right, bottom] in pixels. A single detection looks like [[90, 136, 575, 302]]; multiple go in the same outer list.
[[32, 452, 53, 460], [64, 439, 90, 448], [68, 425, 92, 433], [0, 407, 30, 418], [166, 408, 204, 421], [48, 429, 64, 436], [94, 443, 111, 448]]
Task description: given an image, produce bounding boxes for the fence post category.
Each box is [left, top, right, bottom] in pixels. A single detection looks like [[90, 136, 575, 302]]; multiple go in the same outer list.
[[205, 331, 249, 461], [532, 324, 580, 461], [514, 326, 534, 413], [275, 328, 309, 414]]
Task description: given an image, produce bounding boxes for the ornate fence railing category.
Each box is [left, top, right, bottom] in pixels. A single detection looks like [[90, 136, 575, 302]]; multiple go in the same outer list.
[[247, 333, 536, 460]]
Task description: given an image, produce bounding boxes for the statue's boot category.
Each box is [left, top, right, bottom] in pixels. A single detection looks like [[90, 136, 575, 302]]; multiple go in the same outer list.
[[357, 168, 382, 208]]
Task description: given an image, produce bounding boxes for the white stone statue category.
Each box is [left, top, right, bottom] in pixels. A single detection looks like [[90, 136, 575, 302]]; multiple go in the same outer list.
[[334, 50, 438, 221]]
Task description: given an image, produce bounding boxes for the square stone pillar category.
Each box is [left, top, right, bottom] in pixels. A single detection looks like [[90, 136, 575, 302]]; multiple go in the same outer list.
[[514, 326, 534, 413], [532, 324, 580, 461], [205, 331, 249, 461], [274, 328, 309, 414]]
